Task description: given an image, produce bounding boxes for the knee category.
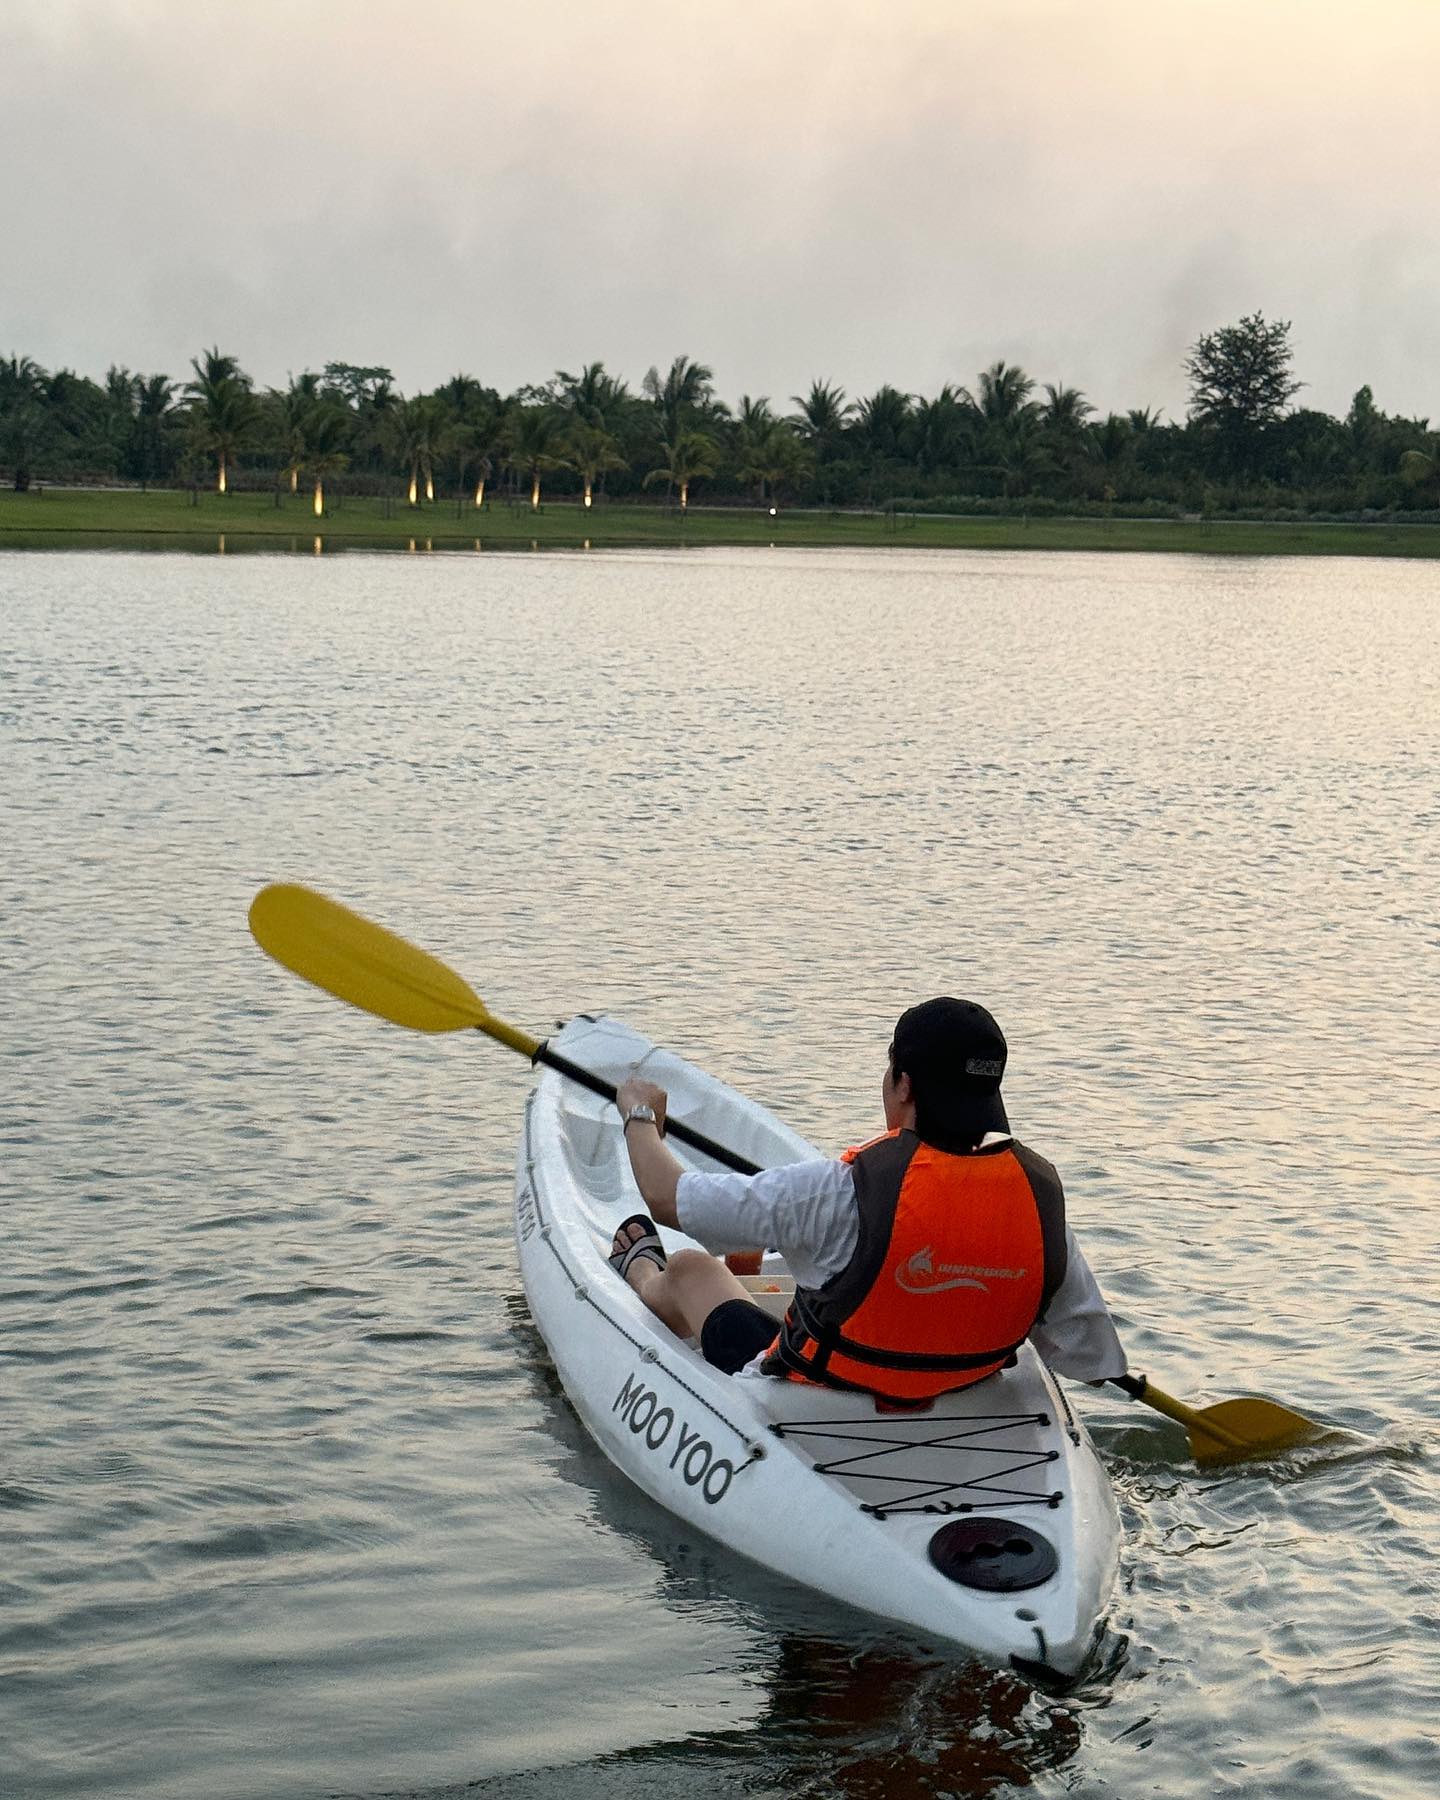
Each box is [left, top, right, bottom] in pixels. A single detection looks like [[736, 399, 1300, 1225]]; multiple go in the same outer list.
[[666, 1247, 721, 1284]]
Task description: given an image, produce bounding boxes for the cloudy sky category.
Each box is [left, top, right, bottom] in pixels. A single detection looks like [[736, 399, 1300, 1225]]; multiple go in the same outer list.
[[4, 0, 1437, 419]]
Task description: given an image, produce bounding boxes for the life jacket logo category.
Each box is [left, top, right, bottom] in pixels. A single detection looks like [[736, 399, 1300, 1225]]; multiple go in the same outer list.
[[895, 1246, 1025, 1294]]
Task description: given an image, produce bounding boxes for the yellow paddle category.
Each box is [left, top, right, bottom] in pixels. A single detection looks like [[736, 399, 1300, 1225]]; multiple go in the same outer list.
[[246, 883, 763, 1173], [248, 881, 540, 1051], [247, 881, 1333, 1468], [1107, 1373, 1327, 1466]]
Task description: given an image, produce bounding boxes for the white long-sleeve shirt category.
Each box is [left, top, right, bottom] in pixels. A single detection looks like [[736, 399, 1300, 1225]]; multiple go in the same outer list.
[[675, 1145, 1127, 1384]]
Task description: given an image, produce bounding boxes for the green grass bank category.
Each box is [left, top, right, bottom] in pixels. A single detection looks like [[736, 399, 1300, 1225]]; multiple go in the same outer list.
[[4, 487, 1440, 557]]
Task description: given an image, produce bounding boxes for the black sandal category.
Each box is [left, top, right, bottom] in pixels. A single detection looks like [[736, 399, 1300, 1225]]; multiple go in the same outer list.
[[609, 1213, 668, 1280]]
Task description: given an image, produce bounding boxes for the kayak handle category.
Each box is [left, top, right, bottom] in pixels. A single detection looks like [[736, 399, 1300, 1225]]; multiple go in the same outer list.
[[533, 1041, 764, 1177]]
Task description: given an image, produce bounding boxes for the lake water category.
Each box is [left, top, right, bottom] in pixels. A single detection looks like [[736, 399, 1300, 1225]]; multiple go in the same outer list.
[[2, 545, 1437, 1800]]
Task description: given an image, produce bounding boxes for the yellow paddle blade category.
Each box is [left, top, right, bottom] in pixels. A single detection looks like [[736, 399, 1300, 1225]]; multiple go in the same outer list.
[[1184, 1396, 1330, 1467], [1136, 1379, 1328, 1467], [248, 884, 539, 1054]]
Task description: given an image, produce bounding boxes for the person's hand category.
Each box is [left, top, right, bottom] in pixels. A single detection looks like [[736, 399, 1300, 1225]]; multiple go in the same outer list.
[[616, 1076, 668, 1134]]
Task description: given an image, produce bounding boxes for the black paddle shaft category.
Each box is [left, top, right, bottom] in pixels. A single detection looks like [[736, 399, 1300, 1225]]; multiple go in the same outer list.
[[535, 1048, 1166, 1393], [534, 1042, 764, 1176]]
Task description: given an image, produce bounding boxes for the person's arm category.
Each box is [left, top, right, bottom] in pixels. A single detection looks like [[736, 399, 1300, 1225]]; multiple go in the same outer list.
[[1027, 1229, 1128, 1382], [615, 1076, 684, 1225], [615, 1077, 858, 1285]]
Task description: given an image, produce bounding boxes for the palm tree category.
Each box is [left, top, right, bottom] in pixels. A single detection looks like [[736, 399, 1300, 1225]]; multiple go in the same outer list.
[[460, 407, 502, 508], [458, 408, 502, 508], [186, 380, 255, 495], [909, 386, 965, 480], [503, 405, 565, 509], [734, 394, 775, 435], [563, 420, 627, 508], [789, 380, 853, 452], [789, 381, 854, 500], [556, 361, 630, 430], [436, 377, 502, 504], [964, 361, 1037, 428], [100, 366, 136, 474], [1037, 384, 1093, 491], [1085, 414, 1135, 502], [1041, 384, 1093, 439], [349, 376, 398, 480], [438, 373, 488, 416], [854, 387, 912, 502], [855, 387, 911, 453], [731, 395, 775, 499], [643, 355, 717, 447], [388, 396, 450, 505], [184, 347, 257, 493], [736, 419, 811, 506], [1, 353, 45, 399], [960, 362, 1040, 498], [302, 403, 350, 516], [0, 355, 58, 491], [272, 373, 324, 494], [468, 452, 494, 508], [192, 347, 244, 388], [644, 429, 721, 511], [132, 374, 177, 489]]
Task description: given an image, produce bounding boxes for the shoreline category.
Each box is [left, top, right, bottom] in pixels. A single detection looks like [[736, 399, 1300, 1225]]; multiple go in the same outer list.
[[3, 488, 1439, 557]]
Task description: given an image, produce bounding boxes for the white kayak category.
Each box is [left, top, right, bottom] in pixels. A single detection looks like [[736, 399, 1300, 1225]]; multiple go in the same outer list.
[[514, 1015, 1121, 1680]]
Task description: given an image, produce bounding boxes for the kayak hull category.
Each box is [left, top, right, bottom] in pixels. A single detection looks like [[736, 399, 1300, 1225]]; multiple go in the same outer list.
[[514, 1016, 1120, 1678]]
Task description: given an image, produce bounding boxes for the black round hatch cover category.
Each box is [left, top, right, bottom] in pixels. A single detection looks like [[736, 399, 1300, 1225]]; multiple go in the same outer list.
[[927, 1518, 1058, 1592]]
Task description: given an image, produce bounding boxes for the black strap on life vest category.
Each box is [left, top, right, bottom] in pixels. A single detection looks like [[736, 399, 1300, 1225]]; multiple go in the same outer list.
[[760, 1131, 1068, 1396], [769, 1289, 1025, 1378], [1013, 1141, 1068, 1320]]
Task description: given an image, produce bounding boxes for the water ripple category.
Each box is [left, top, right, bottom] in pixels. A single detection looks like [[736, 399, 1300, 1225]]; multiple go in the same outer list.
[[2, 547, 1437, 1800]]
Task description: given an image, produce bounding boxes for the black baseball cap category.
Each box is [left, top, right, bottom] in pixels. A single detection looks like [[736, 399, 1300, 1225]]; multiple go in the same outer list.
[[890, 997, 1009, 1148]]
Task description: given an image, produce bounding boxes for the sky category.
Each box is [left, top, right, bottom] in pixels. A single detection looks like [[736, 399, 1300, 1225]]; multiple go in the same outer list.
[[4, 0, 1438, 421]]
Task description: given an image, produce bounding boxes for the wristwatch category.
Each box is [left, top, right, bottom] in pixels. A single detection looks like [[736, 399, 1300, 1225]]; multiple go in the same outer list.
[[621, 1103, 658, 1132]]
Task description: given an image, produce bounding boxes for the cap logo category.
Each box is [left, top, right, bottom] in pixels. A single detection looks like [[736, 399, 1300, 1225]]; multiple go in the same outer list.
[[964, 1057, 1004, 1078]]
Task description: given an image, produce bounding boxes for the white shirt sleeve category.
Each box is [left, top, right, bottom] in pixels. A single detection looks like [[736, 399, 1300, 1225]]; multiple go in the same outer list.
[[676, 1160, 858, 1292], [1026, 1228, 1129, 1383], [679, 1161, 1127, 1384]]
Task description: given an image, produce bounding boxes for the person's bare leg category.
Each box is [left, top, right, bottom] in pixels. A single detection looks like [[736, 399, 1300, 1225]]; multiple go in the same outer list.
[[613, 1222, 752, 1339]]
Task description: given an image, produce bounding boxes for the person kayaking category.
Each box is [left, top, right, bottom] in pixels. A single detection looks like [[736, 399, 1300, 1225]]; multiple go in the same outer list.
[[609, 997, 1127, 1402]]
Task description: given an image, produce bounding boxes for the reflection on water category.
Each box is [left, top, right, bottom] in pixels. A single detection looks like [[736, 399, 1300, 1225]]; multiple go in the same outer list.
[[608, 1642, 1085, 1800], [0, 531, 641, 555], [3, 546, 1438, 1800]]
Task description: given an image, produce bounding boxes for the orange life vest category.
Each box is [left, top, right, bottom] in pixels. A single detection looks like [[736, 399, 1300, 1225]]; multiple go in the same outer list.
[[761, 1128, 1067, 1406]]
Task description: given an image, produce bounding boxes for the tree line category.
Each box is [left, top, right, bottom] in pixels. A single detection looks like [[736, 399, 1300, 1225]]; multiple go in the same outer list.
[[2, 315, 1437, 517]]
